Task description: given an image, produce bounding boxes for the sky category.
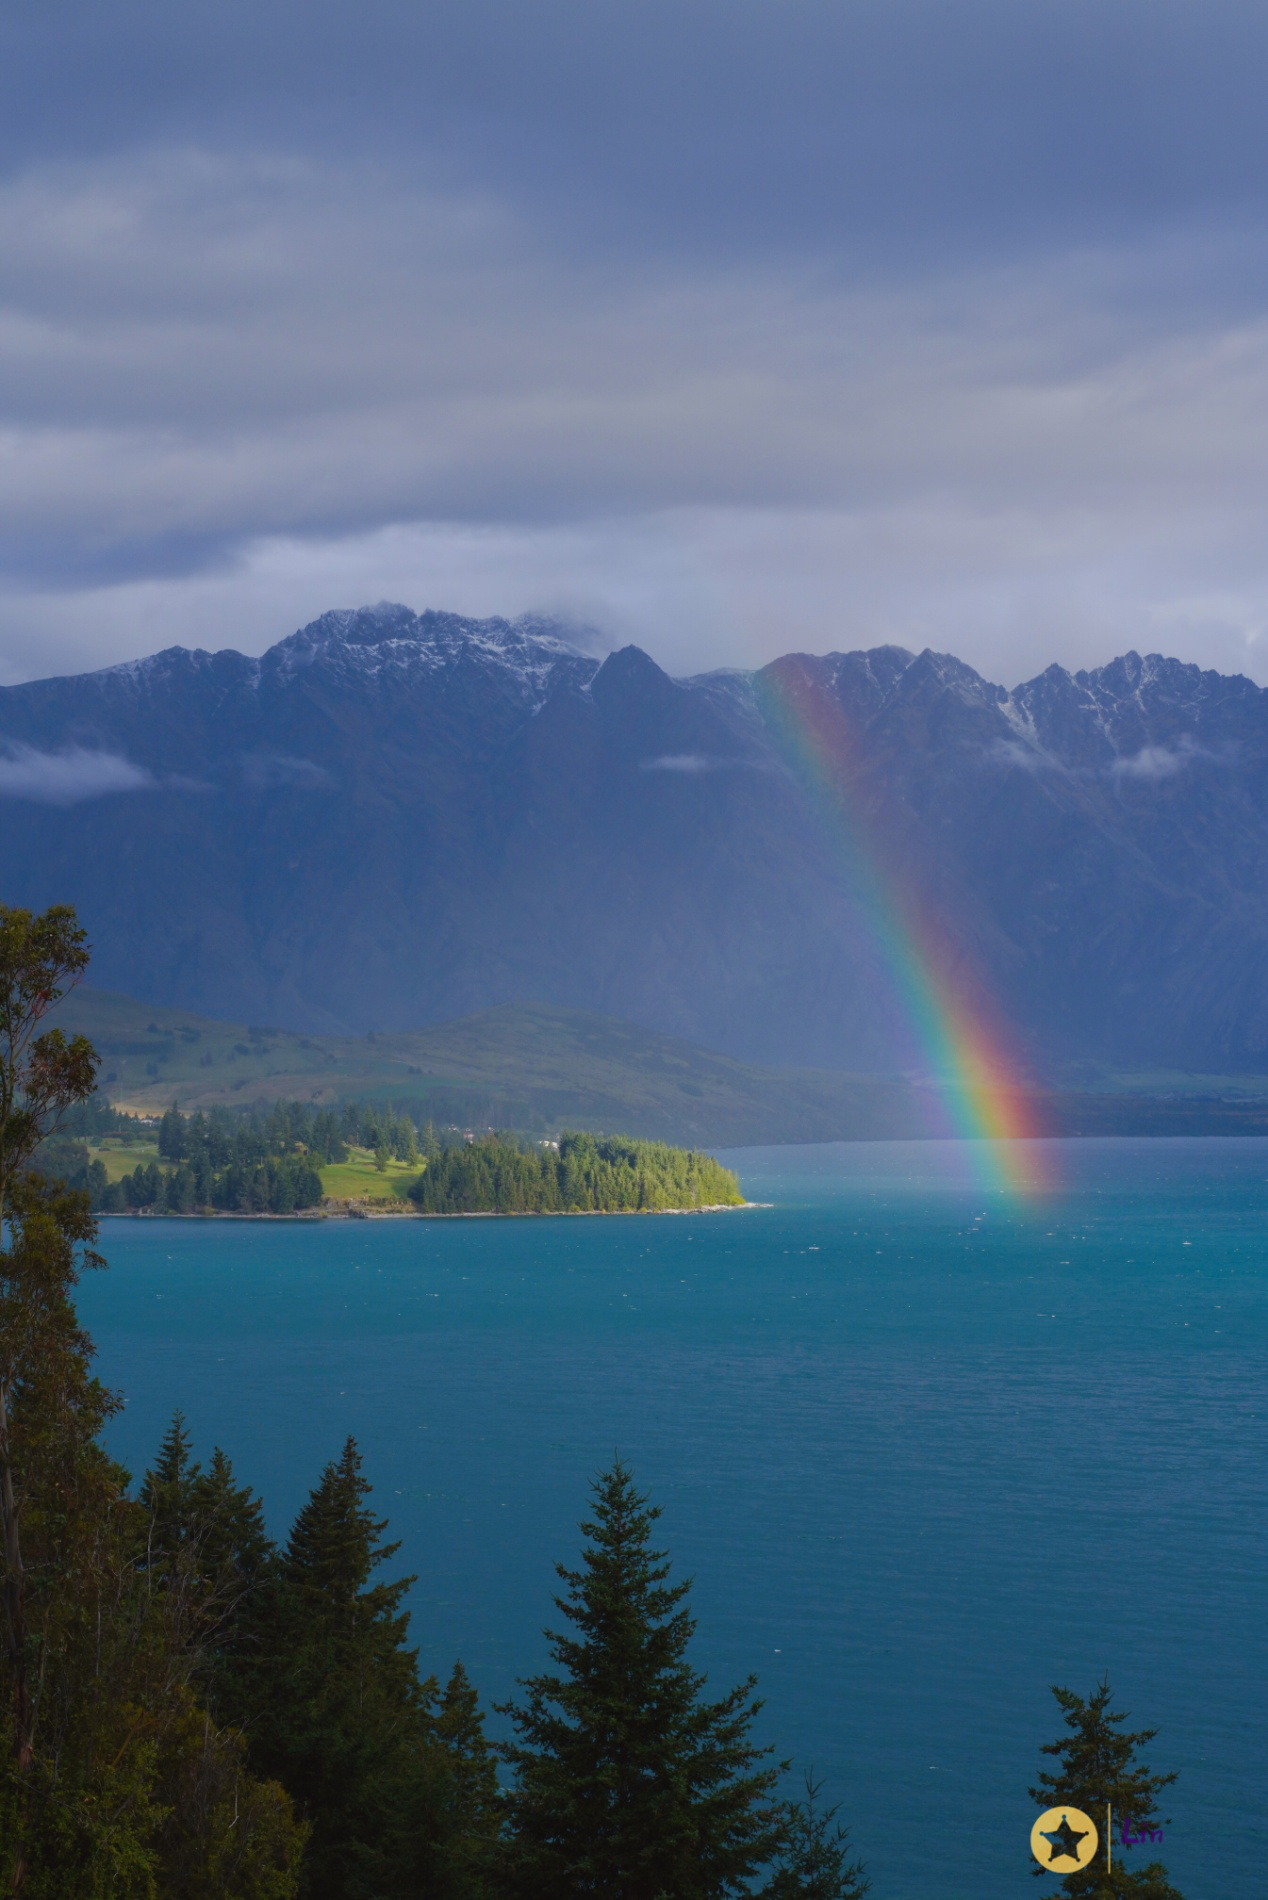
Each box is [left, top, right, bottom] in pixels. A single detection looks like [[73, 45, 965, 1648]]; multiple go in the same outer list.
[[4, 0, 1268, 687]]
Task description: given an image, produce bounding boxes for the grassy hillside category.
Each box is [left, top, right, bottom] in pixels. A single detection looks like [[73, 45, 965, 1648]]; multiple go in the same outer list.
[[51, 988, 1268, 1147], [91, 1136, 162, 1183], [49, 988, 932, 1145], [318, 1147, 419, 1201]]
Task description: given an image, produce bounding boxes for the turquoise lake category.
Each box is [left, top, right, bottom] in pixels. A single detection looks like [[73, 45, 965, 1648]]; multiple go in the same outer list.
[[78, 1137, 1267, 1899]]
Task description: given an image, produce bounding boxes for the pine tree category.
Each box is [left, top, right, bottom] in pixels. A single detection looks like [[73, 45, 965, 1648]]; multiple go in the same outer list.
[[141, 1424, 277, 1724], [247, 1436, 483, 1900], [1030, 1680, 1184, 1898], [0, 1171, 304, 1897], [0, 908, 304, 1897], [434, 1663, 503, 1897], [764, 1773, 869, 1899], [392, 1115, 418, 1165], [499, 1458, 786, 1900], [158, 1104, 186, 1161], [191, 1446, 275, 1633], [140, 1408, 202, 1558]]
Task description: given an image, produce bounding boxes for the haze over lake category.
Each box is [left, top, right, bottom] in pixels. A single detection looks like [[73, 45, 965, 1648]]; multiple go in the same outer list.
[[82, 1138, 1266, 1900]]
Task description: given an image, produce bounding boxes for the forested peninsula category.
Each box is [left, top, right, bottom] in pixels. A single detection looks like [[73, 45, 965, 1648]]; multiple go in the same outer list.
[[45, 1099, 746, 1218], [409, 1131, 745, 1214]]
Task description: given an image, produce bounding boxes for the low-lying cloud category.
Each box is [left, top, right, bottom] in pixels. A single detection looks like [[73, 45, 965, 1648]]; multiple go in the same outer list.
[[241, 751, 334, 791], [991, 738, 1048, 773], [640, 754, 715, 774], [0, 742, 154, 803], [993, 732, 1226, 783], [1111, 738, 1214, 781]]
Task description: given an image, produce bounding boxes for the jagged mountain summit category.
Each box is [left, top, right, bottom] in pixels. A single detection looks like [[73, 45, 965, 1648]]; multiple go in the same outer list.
[[2, 603, 1266, 1074], [268, 603, 599, 701]]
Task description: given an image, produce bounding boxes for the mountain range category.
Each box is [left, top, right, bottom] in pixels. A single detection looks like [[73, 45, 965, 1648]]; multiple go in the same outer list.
[[4, 602, 1267, 1078]]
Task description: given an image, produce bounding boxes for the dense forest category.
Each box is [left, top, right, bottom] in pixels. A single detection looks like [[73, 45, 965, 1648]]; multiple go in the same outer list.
[[408, 1130, 745, 1214], [96, 1149, 327, 1216]]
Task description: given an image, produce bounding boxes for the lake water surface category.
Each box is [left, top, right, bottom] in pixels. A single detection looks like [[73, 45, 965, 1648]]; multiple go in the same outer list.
[[79, 1138, 1268, 1899]]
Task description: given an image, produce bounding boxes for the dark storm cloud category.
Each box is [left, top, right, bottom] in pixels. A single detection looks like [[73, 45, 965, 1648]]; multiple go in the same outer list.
[[4, 2, 1268, 687], [7, 1, 1268, 264]]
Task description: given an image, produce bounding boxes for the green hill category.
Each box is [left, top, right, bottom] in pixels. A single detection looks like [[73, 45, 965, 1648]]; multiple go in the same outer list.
[[49, 988, 1268, 1147], [48, 988, 932, 1146]]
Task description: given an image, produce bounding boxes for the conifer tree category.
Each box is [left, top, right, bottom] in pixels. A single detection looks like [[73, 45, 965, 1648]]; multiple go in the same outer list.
[[765, 1774, 869, 1900], [0, 1168, 305, 1897], [0, 907, 304, 1897], [499, 1458, 786, 1900], [158, 1105, 186, 1162], [140, 1422, 276, 1723], [1030, 1680, 1184, 1898], [247, 1436, 487, 1900], [191, 1446, 275, 1637], [140, 1408, 202, 1555], [434, 1662, 503, 1898]]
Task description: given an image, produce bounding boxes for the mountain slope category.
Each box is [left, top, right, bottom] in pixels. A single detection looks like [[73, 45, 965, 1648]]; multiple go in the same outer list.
[[48, 987, 932, 1145], [5, 603, 1268, 1073]]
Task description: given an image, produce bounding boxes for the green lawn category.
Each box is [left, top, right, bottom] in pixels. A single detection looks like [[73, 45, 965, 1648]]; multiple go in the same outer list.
[[318, 1147, 420, 1201], [88, 1137, 162, 1183], [89, 1138, 420, 1204]]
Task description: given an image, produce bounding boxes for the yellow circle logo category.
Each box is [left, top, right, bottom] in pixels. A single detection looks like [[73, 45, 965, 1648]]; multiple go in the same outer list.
[[1030, 1806, 1099, 1871]]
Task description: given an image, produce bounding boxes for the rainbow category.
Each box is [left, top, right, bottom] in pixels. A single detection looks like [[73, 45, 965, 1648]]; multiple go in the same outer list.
[[755, 659, 1051, 1196]]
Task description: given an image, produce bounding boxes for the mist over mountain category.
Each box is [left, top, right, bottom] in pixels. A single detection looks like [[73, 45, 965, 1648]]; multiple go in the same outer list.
[[2, 601, 1266, 1077]]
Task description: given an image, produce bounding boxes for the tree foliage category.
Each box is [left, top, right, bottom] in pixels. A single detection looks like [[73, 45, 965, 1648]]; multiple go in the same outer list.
[[69, 1099, 432, 1215], [765, 1774, 869, 1900], [99, 1151, 324, 1216], [499, 1458, 787, 1899], [138, 1416, 276, 1725], [411, 1130, 745, 1214], [1031, 1679, 1184, 1898], [0, 1178, 304, 1899], [240, 1437, 502, 1900], [0, 907, 305, 1897], [0, 905, 95, 1214]]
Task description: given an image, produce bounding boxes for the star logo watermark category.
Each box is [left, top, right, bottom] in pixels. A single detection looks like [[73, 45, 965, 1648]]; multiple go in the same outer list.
[[1030, 1805, 1099, 1871]]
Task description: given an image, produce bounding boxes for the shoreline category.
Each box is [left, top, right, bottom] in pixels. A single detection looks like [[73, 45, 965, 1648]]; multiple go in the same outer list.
[[96, 1201, 758, 1223]]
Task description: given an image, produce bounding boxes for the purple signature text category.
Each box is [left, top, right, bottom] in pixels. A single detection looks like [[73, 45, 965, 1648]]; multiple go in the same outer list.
[[1118, 1817, 1164, 1849]]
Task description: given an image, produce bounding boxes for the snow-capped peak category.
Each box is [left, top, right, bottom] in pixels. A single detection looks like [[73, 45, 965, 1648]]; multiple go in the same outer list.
[[264, 603, 603, 705]]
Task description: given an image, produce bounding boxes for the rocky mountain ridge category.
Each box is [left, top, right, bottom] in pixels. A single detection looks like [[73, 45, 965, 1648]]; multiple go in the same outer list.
[[2, 604, 1266, 1074]]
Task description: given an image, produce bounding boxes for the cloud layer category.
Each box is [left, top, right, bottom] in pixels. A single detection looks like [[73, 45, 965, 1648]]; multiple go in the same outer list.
[[1110, 737, 1218, 781], [0, 744, 153, 803], [3, 3, 1268, 686]]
